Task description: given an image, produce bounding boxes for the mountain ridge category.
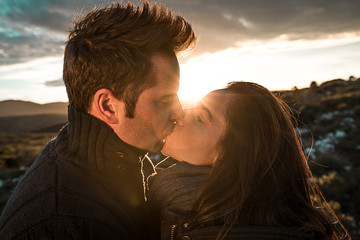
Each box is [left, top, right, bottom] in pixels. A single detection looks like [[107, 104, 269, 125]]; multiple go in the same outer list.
[[0, 100, 68, 117]]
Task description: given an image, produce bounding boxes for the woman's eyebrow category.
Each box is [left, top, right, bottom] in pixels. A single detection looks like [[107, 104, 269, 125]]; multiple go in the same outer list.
[[198, 103, 212, 120]]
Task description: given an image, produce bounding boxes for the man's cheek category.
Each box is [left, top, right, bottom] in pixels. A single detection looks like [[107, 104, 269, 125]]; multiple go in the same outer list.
[[158, 110, 172, 123]]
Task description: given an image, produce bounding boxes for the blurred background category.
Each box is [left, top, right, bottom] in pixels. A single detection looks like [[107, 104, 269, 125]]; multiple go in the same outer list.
[[0, 0, 359, 238]]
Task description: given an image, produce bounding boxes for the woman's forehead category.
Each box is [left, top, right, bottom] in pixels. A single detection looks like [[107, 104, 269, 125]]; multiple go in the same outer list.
[[200, 90, 229, 118], [202, 90, 227, 105]]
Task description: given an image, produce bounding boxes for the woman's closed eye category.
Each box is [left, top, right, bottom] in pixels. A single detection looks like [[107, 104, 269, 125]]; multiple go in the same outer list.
[[194, 109, 209, 124], [196, 115, 204, 123]]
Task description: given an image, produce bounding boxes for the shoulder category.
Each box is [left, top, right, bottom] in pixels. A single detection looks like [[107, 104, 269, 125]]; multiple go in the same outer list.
[[149, 160, 211, 193], [149, 158, 211, 190], [174, 224, 316, 240], [153, 159, 211, 180], [0, 215, 134, 240], [0, 145, 59, 237]]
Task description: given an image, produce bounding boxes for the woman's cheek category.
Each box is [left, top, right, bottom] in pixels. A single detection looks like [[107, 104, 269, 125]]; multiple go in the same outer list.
[[164, 125, 193, 151], [187, 126, 209, 149]]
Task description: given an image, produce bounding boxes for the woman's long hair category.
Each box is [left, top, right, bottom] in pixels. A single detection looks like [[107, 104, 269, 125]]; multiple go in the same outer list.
[[190, 82, 349, 239]]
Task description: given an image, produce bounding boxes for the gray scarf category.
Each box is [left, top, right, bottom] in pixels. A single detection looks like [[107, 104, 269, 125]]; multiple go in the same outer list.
[[148, 161, 211, 221]]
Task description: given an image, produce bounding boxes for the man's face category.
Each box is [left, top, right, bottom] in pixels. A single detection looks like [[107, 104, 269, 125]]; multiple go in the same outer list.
[[114, 53, 184, 152]]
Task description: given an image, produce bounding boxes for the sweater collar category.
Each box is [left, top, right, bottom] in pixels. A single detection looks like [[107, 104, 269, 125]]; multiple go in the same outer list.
[[61, 105, 148, 173]]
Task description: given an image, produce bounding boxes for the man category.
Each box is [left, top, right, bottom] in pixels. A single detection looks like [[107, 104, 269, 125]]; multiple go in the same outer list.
[[0, 2, 196, 239]]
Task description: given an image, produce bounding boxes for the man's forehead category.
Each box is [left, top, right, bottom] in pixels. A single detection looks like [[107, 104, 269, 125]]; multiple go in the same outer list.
[[150, 56, 180, 90], [151, 53, 179, 75], [151, 51, 178, 66], [152, 78, 179, 95]]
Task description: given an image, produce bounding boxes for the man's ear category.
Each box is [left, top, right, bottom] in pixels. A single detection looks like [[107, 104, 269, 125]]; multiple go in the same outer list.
[[90, 88, 121, 125]]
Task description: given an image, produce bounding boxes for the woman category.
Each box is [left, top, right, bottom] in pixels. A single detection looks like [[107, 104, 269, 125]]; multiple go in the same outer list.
[[149, 81, 350, 240]]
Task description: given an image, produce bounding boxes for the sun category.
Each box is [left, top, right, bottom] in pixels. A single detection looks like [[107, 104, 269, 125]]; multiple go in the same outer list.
[[177, 58, 228, 108], [177, 81, 209, 108]]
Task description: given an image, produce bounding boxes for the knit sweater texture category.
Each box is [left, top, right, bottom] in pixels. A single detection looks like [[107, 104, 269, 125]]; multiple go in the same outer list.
[[0, 106, 159, 239], [149, 160, 211, 221], [148, 159, 317, 240]]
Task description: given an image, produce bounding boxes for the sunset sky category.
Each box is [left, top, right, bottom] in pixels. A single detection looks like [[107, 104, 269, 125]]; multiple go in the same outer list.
[[0, 0, 360, 104]]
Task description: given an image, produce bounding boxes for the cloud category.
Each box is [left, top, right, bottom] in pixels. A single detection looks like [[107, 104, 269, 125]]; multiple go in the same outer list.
[[160, 0, 360, 53], [1, 0, 360, 65], [0, 0, 96, 33], [0, 0, 95, 65], [0, 38, 64, 65], [44, 79, 64, 87]]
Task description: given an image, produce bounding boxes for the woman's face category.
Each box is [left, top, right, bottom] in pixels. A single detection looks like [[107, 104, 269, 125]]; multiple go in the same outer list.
[[162, 90, 228, 165]]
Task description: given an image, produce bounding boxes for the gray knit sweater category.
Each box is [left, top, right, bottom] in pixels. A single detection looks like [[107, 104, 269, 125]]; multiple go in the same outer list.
[[148, 160, 211, 221]]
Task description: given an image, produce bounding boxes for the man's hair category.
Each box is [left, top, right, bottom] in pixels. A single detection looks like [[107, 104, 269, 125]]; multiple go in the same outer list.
[[63, 1, 196, 117]]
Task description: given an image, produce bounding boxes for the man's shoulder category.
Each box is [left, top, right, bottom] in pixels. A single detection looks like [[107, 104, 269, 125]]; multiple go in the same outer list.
[[0, 142, 59, 239], [0, 136, 157, 240], [0, 170, 142, 240], [0, 188, 57, 240], [0, 214, 135, 240]]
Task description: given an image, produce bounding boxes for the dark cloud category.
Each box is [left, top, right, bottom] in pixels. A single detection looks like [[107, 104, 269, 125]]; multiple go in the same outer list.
[[1, 0, 96, 33], [159, 0, 360, 53], [44, 79, 64, 87], [0, 36, 64, 65], [1, 0, 360, 65], [0, 0, 95, 65]]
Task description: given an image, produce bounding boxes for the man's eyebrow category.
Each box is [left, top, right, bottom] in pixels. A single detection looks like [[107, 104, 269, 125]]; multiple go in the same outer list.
[[198, 103, 212, 120]]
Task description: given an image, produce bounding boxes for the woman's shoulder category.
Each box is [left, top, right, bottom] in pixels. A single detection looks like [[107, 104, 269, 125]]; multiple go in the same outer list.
[[153, 158, 211, 180], [174, 224, 317, 240], [155, 157, 179, 170]]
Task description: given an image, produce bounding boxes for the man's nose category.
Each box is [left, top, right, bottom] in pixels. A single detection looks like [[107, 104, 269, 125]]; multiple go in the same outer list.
[[175, 108, 192, 126], [170, 97, 185, 121]]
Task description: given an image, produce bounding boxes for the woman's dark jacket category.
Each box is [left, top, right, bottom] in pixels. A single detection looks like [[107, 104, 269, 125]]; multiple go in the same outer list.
[[0, 106, 159, 239], [149, 160, 316, 240], [173, 223, 316, 240]]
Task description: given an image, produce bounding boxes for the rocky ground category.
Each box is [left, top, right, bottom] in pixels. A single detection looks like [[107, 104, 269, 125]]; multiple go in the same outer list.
[[276, 77, 360, 237]]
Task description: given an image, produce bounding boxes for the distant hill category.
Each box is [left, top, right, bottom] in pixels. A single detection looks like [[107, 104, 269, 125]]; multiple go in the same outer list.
[[0, 77, 359, 133], [0, 114, 67, 133], [274, 77, 360, 123], [0, 100, 68, 117], [35, 122, 68, 133]]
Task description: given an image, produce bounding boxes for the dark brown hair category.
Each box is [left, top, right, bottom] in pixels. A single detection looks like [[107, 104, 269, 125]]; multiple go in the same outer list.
[[191, 82, 349, 239], [63, 1, 196, 117]]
